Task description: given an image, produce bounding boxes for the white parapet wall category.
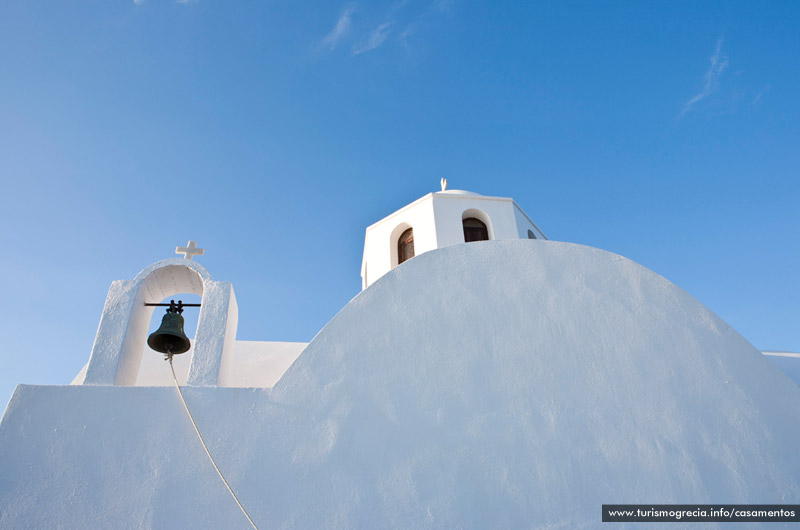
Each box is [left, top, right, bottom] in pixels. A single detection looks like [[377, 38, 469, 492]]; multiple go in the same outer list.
[[763, 351, 800, 386], [72, 340, 307, 388]]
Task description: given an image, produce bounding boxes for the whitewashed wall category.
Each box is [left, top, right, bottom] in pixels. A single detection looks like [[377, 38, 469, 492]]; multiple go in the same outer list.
[[3, 241, 800, 529]]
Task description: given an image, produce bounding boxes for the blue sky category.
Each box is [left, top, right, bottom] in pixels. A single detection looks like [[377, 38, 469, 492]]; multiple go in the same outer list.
[[1, 1, 798, 404]]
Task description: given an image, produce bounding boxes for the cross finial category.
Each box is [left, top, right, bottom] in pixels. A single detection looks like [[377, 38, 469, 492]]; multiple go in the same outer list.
[[175, 240, 204, 260], [440, 178, 448, 191]]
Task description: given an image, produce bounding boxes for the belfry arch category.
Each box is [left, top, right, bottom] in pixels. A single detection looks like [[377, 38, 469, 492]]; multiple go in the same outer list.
[[83, 258, 238, 387], [390, 222, 415, 268], [461, 208, 494, 241]]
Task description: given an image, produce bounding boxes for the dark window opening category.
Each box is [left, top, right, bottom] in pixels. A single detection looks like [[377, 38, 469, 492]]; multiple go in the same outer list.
[[398, 228, 415, 264], [463, 218, 489, 242], [527, 230, 537, 239]]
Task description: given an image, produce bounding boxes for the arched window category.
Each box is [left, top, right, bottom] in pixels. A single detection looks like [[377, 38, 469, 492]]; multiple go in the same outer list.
[[398, 228, 415, 264], [463, 218, 489, 242], [527, 230, 537, 239]]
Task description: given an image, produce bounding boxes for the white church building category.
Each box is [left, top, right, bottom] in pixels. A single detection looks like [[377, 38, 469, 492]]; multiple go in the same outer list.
[[1, 186, 799, 529]]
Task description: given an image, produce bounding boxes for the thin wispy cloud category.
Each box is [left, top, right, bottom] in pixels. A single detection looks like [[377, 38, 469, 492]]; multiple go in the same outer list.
[[752, 85, 770, 106], [353, 22, 394, 55], [322, 4, 356, 50], [399, 23, 417, 41], [320, 0, 451, 57], [431, 0, 453, 13], [681, 37, 729, 116], [387, 0, 410, 16]]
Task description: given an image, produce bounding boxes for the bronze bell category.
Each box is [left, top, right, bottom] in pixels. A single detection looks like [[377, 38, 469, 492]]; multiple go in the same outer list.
[[147, 300, 191, 355]]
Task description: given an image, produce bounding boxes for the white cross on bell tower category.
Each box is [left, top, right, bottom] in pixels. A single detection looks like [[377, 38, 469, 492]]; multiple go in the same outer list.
[[175, 240, 204, 260]]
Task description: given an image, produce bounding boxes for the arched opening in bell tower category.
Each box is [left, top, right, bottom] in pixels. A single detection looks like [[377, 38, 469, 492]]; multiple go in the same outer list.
[[115, 263, 206, 386], [136, 292, 202, 386], [463, 218, 488, 242], [390, 222, 415, 268], [84, 257, 237, 388], [397, 228, 415, 264], [461, 208, 493, 242]]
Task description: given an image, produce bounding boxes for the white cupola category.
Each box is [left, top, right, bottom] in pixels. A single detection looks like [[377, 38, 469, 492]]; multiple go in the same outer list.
[[360, 185, 546, 289]]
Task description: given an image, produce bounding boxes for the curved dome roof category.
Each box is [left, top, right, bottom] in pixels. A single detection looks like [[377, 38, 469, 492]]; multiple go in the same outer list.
[[273, 240, 800, 527], [434, 189, 482, 197]]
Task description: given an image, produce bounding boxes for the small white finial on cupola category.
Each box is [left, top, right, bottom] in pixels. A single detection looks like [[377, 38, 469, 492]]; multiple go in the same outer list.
[[440, 178, 448, 191], [175, 240, 204, 260]]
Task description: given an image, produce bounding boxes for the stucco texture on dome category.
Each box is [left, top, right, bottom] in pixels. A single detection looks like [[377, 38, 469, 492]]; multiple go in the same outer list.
[[1, 241, 799, 528], [271, 240, 800, 527]]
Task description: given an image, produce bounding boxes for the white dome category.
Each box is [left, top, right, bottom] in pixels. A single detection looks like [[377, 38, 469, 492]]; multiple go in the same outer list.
[[435, 189, 482, 196]]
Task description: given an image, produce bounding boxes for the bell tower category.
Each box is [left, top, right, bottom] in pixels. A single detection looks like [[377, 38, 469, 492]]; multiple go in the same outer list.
[[360, 185, 546, 289], [82, 243, 238, 387]]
